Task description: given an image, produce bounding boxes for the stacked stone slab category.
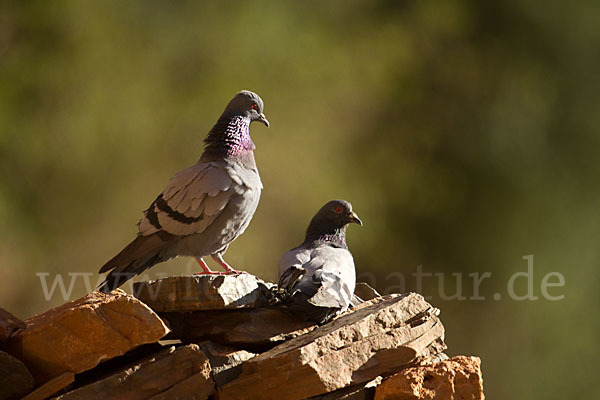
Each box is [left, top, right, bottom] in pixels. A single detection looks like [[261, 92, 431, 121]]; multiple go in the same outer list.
[[1, 275, 484, 400]]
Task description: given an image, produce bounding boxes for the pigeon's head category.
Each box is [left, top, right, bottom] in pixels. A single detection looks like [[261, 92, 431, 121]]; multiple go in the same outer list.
[[311, 200, 363, 230], [222, 90, 269, 127]]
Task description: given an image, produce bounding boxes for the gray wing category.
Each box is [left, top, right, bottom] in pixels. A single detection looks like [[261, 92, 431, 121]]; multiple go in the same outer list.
[[278, 247, 312, 279], [138, 161, 252, 237], [278, 245, 356, 312]]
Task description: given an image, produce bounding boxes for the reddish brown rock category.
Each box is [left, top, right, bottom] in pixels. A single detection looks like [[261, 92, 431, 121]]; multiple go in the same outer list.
[[7, 290, 169, 385], [219, 294, 446, 400], [0, 350, 34, 400], [374, 356, 484, 400], [162, 307, 315, 349], [21, 372, 74, 400], [55, 345, 214, 400], [133, 274, 274, 313], [146, 372, 213, 400], [0, 308, 26, 347], [310, 376, 382, 400], [198, 341, 255, 386]]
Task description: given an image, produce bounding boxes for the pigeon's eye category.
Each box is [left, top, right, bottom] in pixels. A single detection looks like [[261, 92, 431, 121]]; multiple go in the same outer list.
[[250, 103, 258, 110], [334, 206, 343, 214]]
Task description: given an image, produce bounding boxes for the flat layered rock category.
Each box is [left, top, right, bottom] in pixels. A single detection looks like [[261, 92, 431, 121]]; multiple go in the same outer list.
[[0, 350, 34, 400], [146, 372, 213, 400], [309, 376, 382, 400], [198, 341, 255, 386], [56, 345, 214, 400], [374, 356, 484, 400], [219, 293, 446, 400], [7, 290, 169, 385], [21, 372, 74, 400], [162, 307, 315, 350], [133, 274, 274, 313], [0, 308, 26, 347]]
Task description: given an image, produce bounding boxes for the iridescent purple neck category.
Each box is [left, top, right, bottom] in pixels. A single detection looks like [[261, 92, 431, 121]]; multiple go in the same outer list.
[[305, 225, 348, 249], [202, 115, 255, 160]]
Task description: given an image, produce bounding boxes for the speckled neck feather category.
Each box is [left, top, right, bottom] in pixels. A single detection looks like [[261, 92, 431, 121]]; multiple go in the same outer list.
[[202, 115, 255, 161], [304, 224, 348, 249]]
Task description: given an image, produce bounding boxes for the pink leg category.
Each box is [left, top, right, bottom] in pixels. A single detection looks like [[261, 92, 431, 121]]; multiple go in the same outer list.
[[211, 254, 247, 275], [193, 257, 224, 275]]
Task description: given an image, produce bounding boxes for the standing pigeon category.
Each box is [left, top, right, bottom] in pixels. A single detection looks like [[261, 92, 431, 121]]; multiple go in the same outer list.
[[98, 90, 268, 293], [278, 200, 362, 324]]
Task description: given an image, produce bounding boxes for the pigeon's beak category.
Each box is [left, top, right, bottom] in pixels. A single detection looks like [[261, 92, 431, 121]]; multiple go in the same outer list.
[[348, 211, 363, 226], [257, 113, 269, 127]]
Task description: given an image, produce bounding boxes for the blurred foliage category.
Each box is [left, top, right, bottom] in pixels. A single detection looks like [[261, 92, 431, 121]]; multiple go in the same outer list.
[[1, 1, 599, 398]]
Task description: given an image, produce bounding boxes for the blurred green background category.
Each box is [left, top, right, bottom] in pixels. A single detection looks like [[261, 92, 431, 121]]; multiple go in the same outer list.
[[1, 1, 599, 398]]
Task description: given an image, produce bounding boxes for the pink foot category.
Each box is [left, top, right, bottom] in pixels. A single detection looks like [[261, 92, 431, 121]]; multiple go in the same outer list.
[[193, 257, 224, 275], [222, 269, 247, 275], [211, 254, 248, 275]]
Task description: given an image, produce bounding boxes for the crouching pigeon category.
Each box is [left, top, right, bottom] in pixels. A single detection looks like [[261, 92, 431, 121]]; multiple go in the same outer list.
[[278, 200, 362, 324], [98, 90, 268, 293]]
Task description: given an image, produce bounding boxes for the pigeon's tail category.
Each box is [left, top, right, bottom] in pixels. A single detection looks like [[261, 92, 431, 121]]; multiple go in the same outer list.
[[97, 234, 169, 293]]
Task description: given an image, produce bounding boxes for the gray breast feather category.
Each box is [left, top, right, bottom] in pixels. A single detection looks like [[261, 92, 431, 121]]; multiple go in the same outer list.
[[224, 160, 263, 190]]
